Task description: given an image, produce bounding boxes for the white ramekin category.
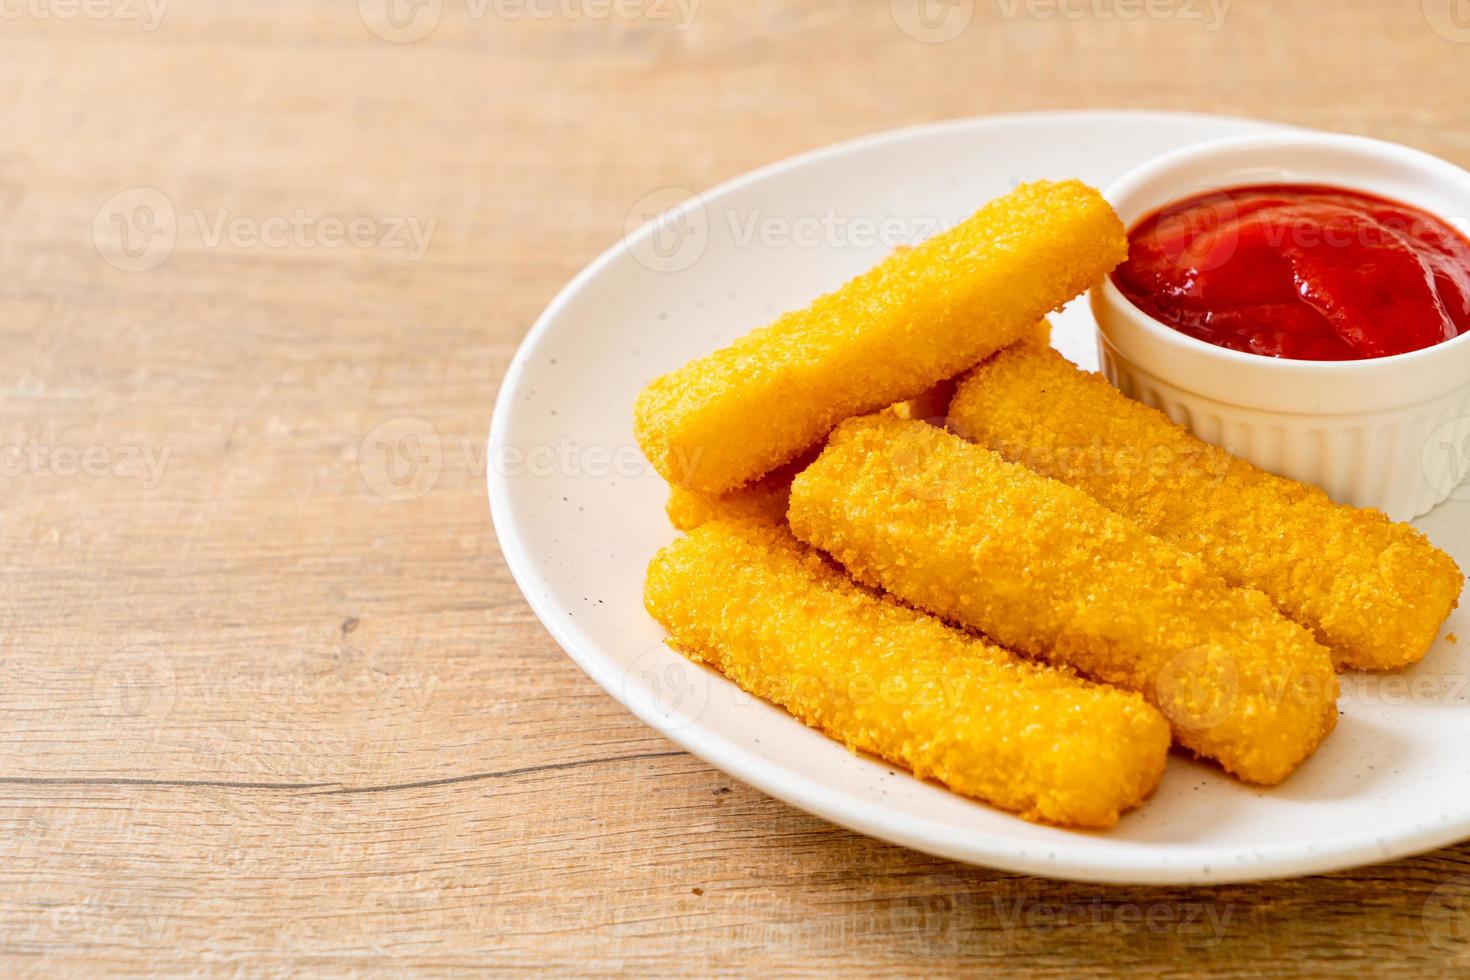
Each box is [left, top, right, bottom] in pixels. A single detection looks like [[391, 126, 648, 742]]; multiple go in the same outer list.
[[1091, 132, 1470, 522]]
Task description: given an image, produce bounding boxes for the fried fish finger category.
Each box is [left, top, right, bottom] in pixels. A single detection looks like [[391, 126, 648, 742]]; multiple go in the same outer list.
[[788, 415, 1340, 786], [644, 520, 1171, 828], [665, 453, 810, 530], [947, 342, 1464, 671], [888, 321, 1052, 424], [634, 181, 1126, 494]]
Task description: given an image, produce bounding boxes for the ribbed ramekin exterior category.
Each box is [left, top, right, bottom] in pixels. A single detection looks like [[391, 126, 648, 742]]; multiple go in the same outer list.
[[1099, 337, 1470, 521]]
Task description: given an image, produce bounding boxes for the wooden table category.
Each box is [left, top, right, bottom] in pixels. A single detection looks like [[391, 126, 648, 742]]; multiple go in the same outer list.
[[4, 1, 1469, 973]]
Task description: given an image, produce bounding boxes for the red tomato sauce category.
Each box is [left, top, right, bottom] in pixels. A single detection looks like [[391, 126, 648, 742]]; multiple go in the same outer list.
[[1113, 184, 1470, 360]]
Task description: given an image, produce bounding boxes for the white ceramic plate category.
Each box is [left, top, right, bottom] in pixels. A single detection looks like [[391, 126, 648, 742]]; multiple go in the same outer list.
[[488, 111, 1470, 885]]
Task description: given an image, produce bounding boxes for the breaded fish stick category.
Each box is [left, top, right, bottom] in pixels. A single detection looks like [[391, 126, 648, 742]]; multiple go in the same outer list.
[[948, 342, 1464, 671], [667, 475, 791, 531], [665, 321, 1057, 530], [635, 181, 1126, 494], [664, 334, 1050, 530], [664, 331, 1049, 531], [788, 416, 1340, 785], [666, 455, 807, 531], [888, 322, 1052, 424], [644, 520, 1171, 828]]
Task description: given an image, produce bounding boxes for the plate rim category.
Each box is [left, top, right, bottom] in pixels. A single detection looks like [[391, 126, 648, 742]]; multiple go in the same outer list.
[[487, 109, 1469, 885]]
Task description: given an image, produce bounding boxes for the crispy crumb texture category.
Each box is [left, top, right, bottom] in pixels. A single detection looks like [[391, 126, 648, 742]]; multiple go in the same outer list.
[[643, 520, 1170, 828], [666, 458, 804, 531], [788, 415, 1340, 786], [633, 181, 1126, 494], [948, 342, 1465, 671], [887, 321, 1051, 425]]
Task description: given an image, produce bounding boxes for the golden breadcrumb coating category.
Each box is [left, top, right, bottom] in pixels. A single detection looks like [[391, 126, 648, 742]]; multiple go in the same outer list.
[[634, 182, 1126, 494], [788, 416, 1340, 786], [665, 324, 1050, 531], [644, 520, 1170, 828], [663, 336, 1066, 530], [887, 322, 1051, 424], [666, 477, 791, 531], [666, 456, 807, 530], [948, 342, 1465, 671]]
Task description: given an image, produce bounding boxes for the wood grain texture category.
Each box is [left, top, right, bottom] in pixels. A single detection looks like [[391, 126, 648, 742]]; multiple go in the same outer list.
[[3, 0, 1470, 973]]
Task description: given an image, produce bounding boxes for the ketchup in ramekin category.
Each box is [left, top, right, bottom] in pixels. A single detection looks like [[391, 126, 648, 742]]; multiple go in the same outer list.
[[1113, 184, 1470, 360]]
